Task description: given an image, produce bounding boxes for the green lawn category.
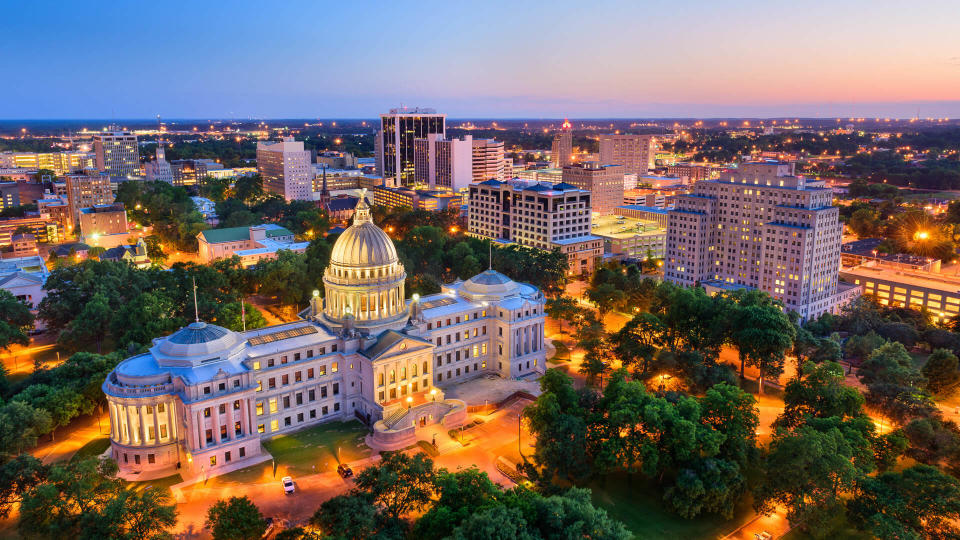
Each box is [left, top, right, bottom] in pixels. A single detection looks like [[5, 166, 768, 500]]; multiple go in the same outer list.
[[589, 474, 756, 540], [70, 436, 111, 463], [216, 420, 370, 485]]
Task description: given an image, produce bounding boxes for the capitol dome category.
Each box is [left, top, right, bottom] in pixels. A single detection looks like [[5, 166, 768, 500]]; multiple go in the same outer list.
[[150, 321, 244, 368], [460, 269, 521, 301], [330, 199, 399, 268], [322, 195, 408, 333]]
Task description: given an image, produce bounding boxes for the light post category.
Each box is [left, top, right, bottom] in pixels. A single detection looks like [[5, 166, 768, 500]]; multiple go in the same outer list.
[[406, 396, 413, 410], [430, 388, 437, 402]]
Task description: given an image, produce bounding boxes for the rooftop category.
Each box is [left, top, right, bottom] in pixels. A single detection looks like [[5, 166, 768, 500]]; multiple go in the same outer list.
[[198, 224, 293, 244]]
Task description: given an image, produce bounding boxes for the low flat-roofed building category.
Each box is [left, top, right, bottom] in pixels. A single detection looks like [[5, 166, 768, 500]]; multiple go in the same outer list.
[[79, 203, 128, 240], [197, 224, 308, 266], [841, 238, 941, 272], [591, 214, 666, 261], [839, 265, 960, 323], [614, 205, 669, 227]]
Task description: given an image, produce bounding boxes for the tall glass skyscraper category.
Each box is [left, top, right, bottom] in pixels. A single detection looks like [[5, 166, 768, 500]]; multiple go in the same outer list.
[[376, 107, 445, 187]]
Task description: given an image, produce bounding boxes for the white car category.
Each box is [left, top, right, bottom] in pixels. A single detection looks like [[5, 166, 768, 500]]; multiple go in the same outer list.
[[281, 476, 295, 494]]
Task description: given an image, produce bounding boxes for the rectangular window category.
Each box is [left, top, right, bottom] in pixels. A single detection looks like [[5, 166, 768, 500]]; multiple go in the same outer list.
[[283, 396, 290, 408], [295, 371, 302, 383], [282, 374, 289, 385], [308, 389, 315, 401], [310, 409, 316, 419], [296, 393, 303, 405], [240, 447, 246, 458], [319, 365, 327, 376], [332, 362, 339, 373], [307, 368, 314, 379], [258, 424, 265, 433], [253, 360, 261, 370], [321, 386, 328, 398], [268, 378, 276, 389], [333, 383, 339, 395], [256, 402, 264, 415], [160, 425, 167, 439], [225, 451, 231, 463], [322, 406, 329, 415], [334, 403, 340, 412], [148, 453, 155, 464], [270, 420, 279, 432], [269, 398, 278, 414], [297, 412, 304, 422]]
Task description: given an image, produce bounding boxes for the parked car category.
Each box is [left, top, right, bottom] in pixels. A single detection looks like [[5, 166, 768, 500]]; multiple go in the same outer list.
[[281, 476, 295, 494], [337, 463, 353, 478]]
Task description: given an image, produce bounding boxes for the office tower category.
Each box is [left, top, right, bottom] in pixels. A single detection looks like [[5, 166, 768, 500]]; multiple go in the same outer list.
[[664, 161, 844, 321], [550, 119, 573, 168], [65, 172, 114, 226], [561, 162, 623, 216], [468, 179, 603, 276], [0, 182, 20, 211], [471, 138, 505, 183], [94, 131, 140, 177], [598, 134, 656, 175], [414, 134, 473, 191], [169, 158, 225, 187], [0, 151, 93, 175], [256, 137, 313, 201], [376, 107, 446, 187], [144, 144, 174, 183]]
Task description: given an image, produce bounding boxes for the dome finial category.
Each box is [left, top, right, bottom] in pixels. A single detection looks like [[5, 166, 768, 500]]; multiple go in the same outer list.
[[353, 189, 372, 224]]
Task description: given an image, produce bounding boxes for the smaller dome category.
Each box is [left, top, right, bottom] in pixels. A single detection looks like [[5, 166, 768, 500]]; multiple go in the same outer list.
[[461, 269, 521, 298], [156, 321, 238, 358]]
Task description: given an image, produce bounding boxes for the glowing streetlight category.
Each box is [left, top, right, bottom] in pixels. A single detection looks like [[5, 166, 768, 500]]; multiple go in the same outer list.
[[915, 230, 930, 241], [406, 396, 413, 410]]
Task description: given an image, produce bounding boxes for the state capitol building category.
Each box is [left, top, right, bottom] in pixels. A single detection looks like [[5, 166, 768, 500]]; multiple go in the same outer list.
[[102, 199, 547, 480]]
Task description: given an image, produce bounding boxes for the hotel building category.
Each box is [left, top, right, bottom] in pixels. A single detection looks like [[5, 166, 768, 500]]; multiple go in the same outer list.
[[256, 138, 313, 201], [467, 178, 603, 276], [664, 161, 847, 321], [102, 199, 546, 480]]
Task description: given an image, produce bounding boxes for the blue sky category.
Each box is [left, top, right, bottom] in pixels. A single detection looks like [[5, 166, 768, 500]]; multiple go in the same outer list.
[[2, 0, 959, 118]]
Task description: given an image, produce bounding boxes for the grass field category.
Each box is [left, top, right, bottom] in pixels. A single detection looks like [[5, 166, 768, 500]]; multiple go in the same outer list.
[[70, 436, 111, 463], [589, 474, 756, 540], [214, 420, 369, 485]]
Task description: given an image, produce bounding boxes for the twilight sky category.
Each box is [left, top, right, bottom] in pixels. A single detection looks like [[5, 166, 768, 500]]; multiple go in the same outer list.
[[3, 0, 959, 119]]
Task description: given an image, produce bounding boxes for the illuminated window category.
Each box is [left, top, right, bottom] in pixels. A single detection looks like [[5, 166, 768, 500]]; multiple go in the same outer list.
[[270, 420, 279, 432]]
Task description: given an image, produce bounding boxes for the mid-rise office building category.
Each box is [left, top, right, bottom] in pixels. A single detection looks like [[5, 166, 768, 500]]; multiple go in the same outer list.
[[0, 151, 93, 175], [413, 134, 473, 191], [65, 172, 114, 226], [257, 137, 313, 201], [170, 159, 224, 187], [471, 138, 505, 183], [0, 182, 20, 211], [598, 134, 656, 175], [316, 151, 358, 170], [666, 163, 714, 183], [94, 132, 140, 177], [376, 108, 446, 187], [561, 162, 623, 216], [372, 185, 462, 212], [468, 179, 603, 276], [664, 161, 845, 320], [591, 214, 666, 262], [144, 145, 175, 183], [550, 120, 573, 168]]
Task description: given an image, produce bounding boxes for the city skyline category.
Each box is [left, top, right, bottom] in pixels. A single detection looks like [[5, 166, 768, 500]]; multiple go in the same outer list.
[[3, 0, 959, 119]]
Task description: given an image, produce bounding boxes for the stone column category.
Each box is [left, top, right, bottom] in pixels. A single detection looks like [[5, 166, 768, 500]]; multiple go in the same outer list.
[[197, 411, 205, 449], [152, 405, 159, 444], [125, 404, 133, 445], [212, 404, 221, 445], [167, 401, 175, 442], [226, 402, 235, 441], [138, 406, 146, 445]]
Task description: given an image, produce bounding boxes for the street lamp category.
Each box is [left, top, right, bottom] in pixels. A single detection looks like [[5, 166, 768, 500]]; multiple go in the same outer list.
[[406, 396, 413, 410], [429, 388, 437, 402]]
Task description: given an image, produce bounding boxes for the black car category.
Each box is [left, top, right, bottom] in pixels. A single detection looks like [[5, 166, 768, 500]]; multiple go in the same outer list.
[[337, 463, 353, 478]]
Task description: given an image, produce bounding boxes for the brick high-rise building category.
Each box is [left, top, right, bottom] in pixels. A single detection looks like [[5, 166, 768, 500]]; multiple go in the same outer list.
[[94, 131, 140, 177], [664, 161, 845, 320], [256, 137, 313, 201], [598, 134, 656, 175], [561, 162, 623, 216], [65, 172, 114, 226]]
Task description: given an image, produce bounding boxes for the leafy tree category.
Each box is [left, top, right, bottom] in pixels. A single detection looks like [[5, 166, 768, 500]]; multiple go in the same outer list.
[[255, 250, 312, 306], [525, 369, 591, 483], [204, 496, 267, 540], [699, 382, 759, 466], [923, 348, 960, 395], [729, 296, 796, 393], [776, 362, 868, 430], [0, 289, 34, 351], [0, 400, 52, 455], [144, 235, 167, 263], [87, 486, 178, 540], [545, 296, 579, 354], [587, 282, 624, 318], [844, 330, 887, 361], [848, 464, 960, 539], [353, 451, 437, 520], [310, 492, 380, 540], [903, 417, 960, 475], [609, 311, 663, 376], [413, 468, 501, 540], [215, 302, 268, 332], [58, 292, 113, 353], [0, 454, 46, 518], [579, 337, 614, 386]]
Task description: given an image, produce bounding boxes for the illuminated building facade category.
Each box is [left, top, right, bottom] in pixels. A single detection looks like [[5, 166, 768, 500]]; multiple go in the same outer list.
[[65, 172, 114, 226], [598, 134, 656, 175], [102, 200, 545, 480], [0, 151, 93, 175], [550, 120, 573, 168], [664, 161, 845, 320], [256, 137, 312, 201], [561, 162, 624, 216], [376, 108, 446, 188], [94, 131, 140, 177]]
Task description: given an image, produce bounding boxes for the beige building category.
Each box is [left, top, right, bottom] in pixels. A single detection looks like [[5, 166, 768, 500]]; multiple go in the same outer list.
[[561, 162, 623, 216], [196, 224, 308, 266], [256, 137, 313, 201], [413, 134, 473, 191], [94, 131, 140, 177], [665, 161, 846, 321], [79, 203, 128, 239], [65, 172, 114, 226], [468, 178, 603, 276], [471, 138, 505, 183], [598, 134, 656, 175], [101, 200, 545, 481], [840, 265, 960, 323], [591, 214, 666, 261]]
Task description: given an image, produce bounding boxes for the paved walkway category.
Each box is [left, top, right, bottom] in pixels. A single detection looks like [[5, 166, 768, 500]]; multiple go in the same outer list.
[[30, 412, 110, 465]]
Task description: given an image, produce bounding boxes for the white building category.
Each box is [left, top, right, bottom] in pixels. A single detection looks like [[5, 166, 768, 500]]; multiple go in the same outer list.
[[413, 134, 473, 191], [664, 161, 846, 321], [102, 199, 546, 480], [144, 145, 174, 183], [256, 137, 313, 201]]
